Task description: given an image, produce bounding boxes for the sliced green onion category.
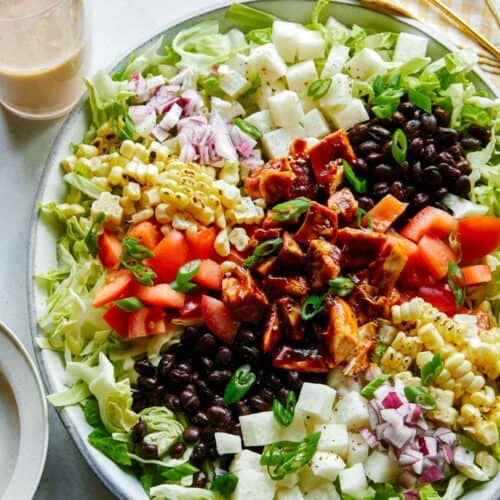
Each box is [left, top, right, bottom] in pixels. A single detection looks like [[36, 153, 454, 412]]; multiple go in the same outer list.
[[361, 374, 390, 398], [122, 236, 154, 260], [273, 391, 297, 427], [243, 238, 283, 267], [448, 261, 465, 308], [210, 473, 238, 498], [301, 293, 326, 321], [391, 128, 407, 166], [223, 364, 256, 405], [408, 88, 432, 113], [355, 208, 373, 232], [121, 258, 157, 286], [271, 197, 310, 222], [85, 212, 105, 256], [120, 115, 136, 141], [371, 342, 387, 365], [421, 353, 443, 387], [234, 118, 262, 140], [246, 27, 272, 45], [202, 75, 225, 98], [404, 386, 437, 410], [260, 432, 321, 480], [113, 297, 144, 311], [307, 78, 332, 100], [343, 160, 367, 194], [328, 277, 355, 297], [170, 259, 201, 293]]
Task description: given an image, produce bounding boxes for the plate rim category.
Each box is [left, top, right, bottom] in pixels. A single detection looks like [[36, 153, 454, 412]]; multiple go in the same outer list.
[[0, 320, 48, 500], [26, 1, 499, 498]]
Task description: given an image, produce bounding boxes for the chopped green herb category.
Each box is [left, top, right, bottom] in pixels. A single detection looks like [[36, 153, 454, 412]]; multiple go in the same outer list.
[[361, 374, 390, 398], [273, 391, 297, 427], [300, 293, 326, 321], [343, 160, 367, 194], [271, 197, 310, 222], [246, 27, 272, 45], [371, 342, 387, 365], [421, 353, 443, 386], [121, 259, 157, 286], [202, 75, 225, 97], [243, 238, 283, 267], [391, 128, 407, 165], [123, 237, 154, 260], [170, 259, 201, 293]]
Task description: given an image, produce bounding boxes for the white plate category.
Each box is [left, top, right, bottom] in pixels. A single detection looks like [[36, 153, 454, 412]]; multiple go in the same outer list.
[[28, 1, 499, 498], [0, 321, 48, 500]]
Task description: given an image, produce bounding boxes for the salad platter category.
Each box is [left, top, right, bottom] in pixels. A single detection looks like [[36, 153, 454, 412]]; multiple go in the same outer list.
[[29, 1, 500, 499]]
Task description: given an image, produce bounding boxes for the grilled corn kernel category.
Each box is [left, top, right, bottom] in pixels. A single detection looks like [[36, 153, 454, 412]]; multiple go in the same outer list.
[[91, 192, 123, 227], [130, 208, 154, 225], [466, 375, 486, 394], [172, 213, 194, 231], [435, 368, 453, 384], [220, 261, 237, 273], [378, 323, 398, 345], [77, 144, 99, 159], [60, 155, 77, 172], [475, 421, 499, 446], [89, 157, 110, 177], [456, 372, 475, 390], [219, 162, 240, 185], [108, 166, 126, 186], [416, 351, 434, 368], [476, 451, 498, 478], [93, 177, 109, 191], [120, 198, 136, 217], [145, 164, 159, 184], [123, 182, 142, 201], [120, 140, 136, 160], [452, 360, 473, 378], [143, 187, 161, 207], [460, 404, 482, 423], [428, 407, 458, 427], [134, 143, 149, 164], [391, 331, 422, 357], [149, 141, 169, 162], [417, 323, 445, 350], [155, 203, 175, 224], [197, 206, 215, 226], [215, 229, 230, 257], [445, 352, 466, 372], [229, 227, 250, 252], [430, 387, 455, 407]]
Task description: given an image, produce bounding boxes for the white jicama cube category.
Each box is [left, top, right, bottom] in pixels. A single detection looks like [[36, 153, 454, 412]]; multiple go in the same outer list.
[[296, 28, 326, 60], [347, 433, 369, 465], [232, 470, 275, 500], [325, 99, 369, 131], [279, 412, 307, 442], [276, 472, 299, 490], [286, 60, 319, 97], [297, 465, 327, 494], [326, 17, 350, 37], [327, 367, 362, 396], [218, 65, 250, 97], [303, 109, 330, 139], [276, 486, 304, 500], [296, 382, 337, 421], [210, 97, 243, 122], [230, 449, 262, 474], [268, 90, 305, 128], [393, 32, 428, 62], [321, 45, 350, 78], [310, 451, 346, 480], [319, 73, 353, 109], [272, 20, 302, 62], [248, 43, 288, 81], [314, 423, 349, 457], [227, 53, 249, 76], [261, 127, 304, 159], [364, 450, 399, 483], [240, 411, 276, 446], [214, 432, 242, 455], [339, 463, 368, 498], [345, 48, 384, 80], [227, 28, 247, 49], [245, 110, 274, 134], [256, 83, 273, 110], [334, 391, 370, 430], [303, 483, 340, 500]]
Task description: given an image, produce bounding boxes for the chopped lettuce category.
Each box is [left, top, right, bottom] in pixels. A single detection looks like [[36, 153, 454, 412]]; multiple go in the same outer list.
[[88, 426, 132, 466], [419, 484, 441, 499], [442, 193, 489, 218], [121, 37, 175, 79], [225, 2, 275, 31], [140, 407, 184, 457], [47, 380, 91, 407], [64, 172, 106, 200], [150, 484, 217, 500]]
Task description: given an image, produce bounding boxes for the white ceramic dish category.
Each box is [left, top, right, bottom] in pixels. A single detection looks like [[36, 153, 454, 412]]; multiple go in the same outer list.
[[0, 321, 48, 500], [28, 1, 499, 498]]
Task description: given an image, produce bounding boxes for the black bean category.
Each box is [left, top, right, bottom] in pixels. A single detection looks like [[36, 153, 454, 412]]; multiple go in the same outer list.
[[403, 185, 416, 203], [358, 196, 375, 211], [169, 368, 191, 385], [208, 369, 233, 384], [212, 395, 225, 406], [195, 333, 218, 355], [438, 163, 461, 181], [137, 376, 157, 391], [132, 396, 147, 413], [170, 441, 186, 459], [408, 137, 424, 156], [421, 113, 437, 134], [422, 143, 437, 164], [434, 187, 448, 200], [195, 379, 214, 402], [455, 159, 471, 174], [366, 152, 384, 165], [433, 106, 450, 126], [358, 140, 380, 155], [450, 176, 471, 197], [183, 426, 201, 444], [158, 354, 176, 379], [413, 109, 423, 120], [400, 161, 411, 182], [266, 373, 282, 391], [436, 127, 459, 145], [180, 389, 201, 413], [468, 124, 490, 144], [404, 120, 421, 138], [208, 445, 219, 461], [236, 329, 256, 345], [137, 443, 158, 460], [436, 151, 454, 165], [372, 182, 390, 198], [151, 385, 166, 405], [389, 181, 405, 201], [190, 443, 208, 466], [164, 393, 181, 411], [348, 123, 370, 144], [193, 412, 210, 427], [276, 387, 290, 405], [231, 422, 242, 437], [380, 141, 393, 160], [198, 356, 214, 374], [353, 158, 369, 177], [200, 425, 217, 442], [461, 137, 482, 151], [215, 347, 233, 367], [369, 125, 391, 141], [192, 471, 208, 488], [392, 110, 407, 127], [413, 192, 430, 207], [233, 401, 252, 416], [207, 405, 232, 425], [134, 358, 155, 377], [249, 394, 271, 412], [283, 370, 303, 391], [131, 421, 147, 443], [177, 361, 192, 371], [399, 101, 415, 116], [411, 162, 423, 183], [373, 164, 394, 182], [422, 166, 443, 190], [238, 345, 261, 364], [448, 143, 463, 158]]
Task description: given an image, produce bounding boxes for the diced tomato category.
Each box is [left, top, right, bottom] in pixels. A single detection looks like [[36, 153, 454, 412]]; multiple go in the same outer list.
[[418, 235, 456, 280], [461, 265, 492, 285], [128, 308, 150, 338], [98, 231, 123, 269], [93, 269, 134, 308], [368, 194, 408, 232], [457, 217, 500, 262], [193, 259, 222, 290], [416, 284, 458, 316], [146, 307, 168, 334], [147, 230, 191, 283], [134, 283, 185, 309], [181, 294, 202, 318], [103, 305, 129, 337], [401, 206, 457, 242], [187, 227, 217, 259], [128, 221, 162, 250], [200, 295, 240, 344]]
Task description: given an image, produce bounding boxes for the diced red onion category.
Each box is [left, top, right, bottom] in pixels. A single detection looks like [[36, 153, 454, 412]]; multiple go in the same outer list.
[[211, 113, 237, 161], [359, 427, 378, 448], [376, 422, 390, 441], [434, 428, 457, 446], [151, 125, 169, 143], [381, 408, 404, 427], [181, 89, 204, 116], [412, 456, 424, 475], [382, 391, 404, 409], [418, 436, 438, 457], [383, 423, 415, 449], [131, 72, 148, 101], [419, 465, 444, 483], [404, 404, 422, 425], [403, 489, 419, 500], [158, 103, 183, 130], [170, 67, 195, 89], [365, 364, 382, 381], [399, 448, 423, 467], [229, 124, 257, 158], [441, 444, 454, 464], [179, 143, 196, 163], [128, 104, 155, 126], [374, 384, 392, 401], [453, 446, 474, 467]]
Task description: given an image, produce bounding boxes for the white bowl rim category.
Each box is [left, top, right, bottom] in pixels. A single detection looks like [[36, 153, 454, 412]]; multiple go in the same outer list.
[[27, 0, 499, 498]]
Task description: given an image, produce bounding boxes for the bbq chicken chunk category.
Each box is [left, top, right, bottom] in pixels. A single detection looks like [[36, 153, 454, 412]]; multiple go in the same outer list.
[[369, 240, 408, 295], [262, 304, 281, 354], [276, 231, 305, 270], [277, 297, 304, 341], [262, 275, 310, 298], [337, 228, 387, 269], [294, 201, 338, 245], [272, 345, 333, 373], [306, 239, 342, 292], [222, 266, 269, 324], [344, 322, 376, 376], [327, 188, 358, 226]]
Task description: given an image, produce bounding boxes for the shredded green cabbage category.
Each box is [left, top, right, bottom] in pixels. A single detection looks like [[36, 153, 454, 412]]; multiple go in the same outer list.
[[47, 381, 91, 407], [150, 484, 217, 500]]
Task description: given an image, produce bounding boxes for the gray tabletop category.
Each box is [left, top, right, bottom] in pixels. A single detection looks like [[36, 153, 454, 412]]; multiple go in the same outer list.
[[0, 0, 215, 497]]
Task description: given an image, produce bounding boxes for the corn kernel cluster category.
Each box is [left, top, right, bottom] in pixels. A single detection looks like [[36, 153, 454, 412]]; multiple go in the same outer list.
[[61, 137, 265, 256], [379, 299, 499, 446]]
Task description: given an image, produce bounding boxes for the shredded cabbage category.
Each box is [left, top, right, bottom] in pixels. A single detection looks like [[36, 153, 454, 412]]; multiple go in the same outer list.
[[140, 407, 184, 456], [47, 380, 91, 407], [150, 484, 217, 500]]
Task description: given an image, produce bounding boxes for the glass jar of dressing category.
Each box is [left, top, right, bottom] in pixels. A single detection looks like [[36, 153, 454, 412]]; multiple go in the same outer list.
[[0, 0, 90, 119]]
